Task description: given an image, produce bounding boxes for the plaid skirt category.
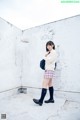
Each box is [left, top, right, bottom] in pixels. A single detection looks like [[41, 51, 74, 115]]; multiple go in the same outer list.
[[44, 70, 55, 79]]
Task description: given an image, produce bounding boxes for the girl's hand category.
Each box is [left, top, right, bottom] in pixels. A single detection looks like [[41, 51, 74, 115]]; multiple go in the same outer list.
[[45, 52, 50, 57]]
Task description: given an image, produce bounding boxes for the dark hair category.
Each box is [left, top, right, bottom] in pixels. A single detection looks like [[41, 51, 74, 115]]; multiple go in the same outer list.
[[46, 41, 55, 51]]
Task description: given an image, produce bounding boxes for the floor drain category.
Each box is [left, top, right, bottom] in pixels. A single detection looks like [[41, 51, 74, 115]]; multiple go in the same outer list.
[[18, 87, 27, 94]]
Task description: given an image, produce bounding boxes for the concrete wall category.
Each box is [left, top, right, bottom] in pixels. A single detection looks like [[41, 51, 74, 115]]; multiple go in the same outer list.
[[21, 15, 80, 92], [0, 18, 22, 92], [0, 15, 80, 93]]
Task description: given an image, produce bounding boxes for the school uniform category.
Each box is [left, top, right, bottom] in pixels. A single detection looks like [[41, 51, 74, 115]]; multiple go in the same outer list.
[[43, 49, 58, 79]]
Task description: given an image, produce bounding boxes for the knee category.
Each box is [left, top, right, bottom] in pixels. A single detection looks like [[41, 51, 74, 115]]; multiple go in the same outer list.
[[48, 80, 53, 87], [43, 82, 48, 87], [42, 79, 49, 87]]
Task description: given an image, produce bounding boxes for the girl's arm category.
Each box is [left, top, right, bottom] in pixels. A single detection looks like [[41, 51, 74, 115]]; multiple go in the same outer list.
[[44, 51, 58, 63]]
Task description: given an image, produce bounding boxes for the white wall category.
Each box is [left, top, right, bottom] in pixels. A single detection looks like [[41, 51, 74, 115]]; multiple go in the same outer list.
[[0, 15, 80, 93], [0, 18, 22, 92], [21, 16, 80, 92]]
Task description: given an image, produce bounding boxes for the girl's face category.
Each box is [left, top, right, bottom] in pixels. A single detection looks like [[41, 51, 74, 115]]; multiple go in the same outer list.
[[47, 45, 53, 51]]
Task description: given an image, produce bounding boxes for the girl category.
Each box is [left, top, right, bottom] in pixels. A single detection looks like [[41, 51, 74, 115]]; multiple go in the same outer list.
[[33, 41, 58, 106]]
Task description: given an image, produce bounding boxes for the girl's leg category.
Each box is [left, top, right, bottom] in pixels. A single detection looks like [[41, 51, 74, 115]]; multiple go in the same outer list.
[[45, 78, 54, 103], [42, 78, 50, 88], [33, 79, 50, 106], [48, 78, 53, 87]]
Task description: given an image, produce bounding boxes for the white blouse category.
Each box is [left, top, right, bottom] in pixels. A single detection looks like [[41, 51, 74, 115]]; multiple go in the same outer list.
[[44, 49, 58, 71]]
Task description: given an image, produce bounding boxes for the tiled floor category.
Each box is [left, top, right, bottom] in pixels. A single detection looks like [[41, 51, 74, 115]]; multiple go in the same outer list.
[[0, 88, 80, 120]]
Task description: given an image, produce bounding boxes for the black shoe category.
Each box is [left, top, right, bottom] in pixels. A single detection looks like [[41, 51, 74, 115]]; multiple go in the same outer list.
[[44, 99, 54, 103], [33, 99, 43, 106]]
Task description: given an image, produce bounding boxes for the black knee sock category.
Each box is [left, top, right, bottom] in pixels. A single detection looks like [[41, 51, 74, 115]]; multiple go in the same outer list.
[[49, 86, 54, 100], [39, 88, 47, 103]]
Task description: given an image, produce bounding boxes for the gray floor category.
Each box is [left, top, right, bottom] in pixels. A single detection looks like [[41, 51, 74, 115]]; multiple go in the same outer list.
[[0, 88, 80, 120]]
